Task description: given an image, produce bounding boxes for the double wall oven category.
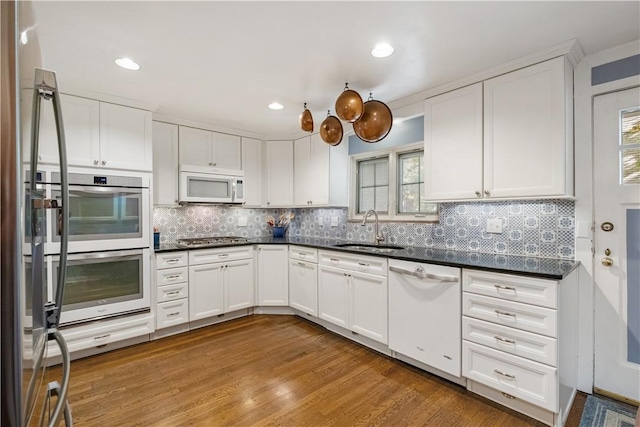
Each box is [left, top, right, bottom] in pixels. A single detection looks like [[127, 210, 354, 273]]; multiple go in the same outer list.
[[23, 167, 151, 326]]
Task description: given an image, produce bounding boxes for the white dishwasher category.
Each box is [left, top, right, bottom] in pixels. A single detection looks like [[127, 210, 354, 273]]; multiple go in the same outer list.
[[388, 258, 462, 377]]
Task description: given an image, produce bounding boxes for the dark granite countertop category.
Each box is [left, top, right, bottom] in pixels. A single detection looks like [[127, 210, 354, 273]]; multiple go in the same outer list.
[[155, 236, 579, 280]]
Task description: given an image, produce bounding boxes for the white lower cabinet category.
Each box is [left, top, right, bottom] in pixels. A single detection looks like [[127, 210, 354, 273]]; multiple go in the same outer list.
[[188, 246, 254, 321], [462, 268, 579, 427], [257, 245, 289, 306], [317, 251, 388, 344], [288, 246, 318, 316], [155, 252, 189, 330]]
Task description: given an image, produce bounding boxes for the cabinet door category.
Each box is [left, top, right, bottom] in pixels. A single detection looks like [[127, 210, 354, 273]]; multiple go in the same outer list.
[[264, 140, 294, 207], [310, 133, 330, 205], [289, 259, 318, 316], [179, 126, 213, 167], [225, 258, 254, 312], [212, 132, 241, 170], [257, 245, 289, 305], [317, 265, 349, 328], [484, 56, 571, 198], [350, 271, 388, 344], [241, 137, 263, 207], [189, 263, 224, 321], [152, 122, 179, 206], [424, 83, 483, 201], [99, 103, 152, 171], [293, 136, 311, 206]]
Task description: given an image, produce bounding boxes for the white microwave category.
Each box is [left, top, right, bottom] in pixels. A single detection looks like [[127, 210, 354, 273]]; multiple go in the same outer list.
[[179, 164, 244, 204]]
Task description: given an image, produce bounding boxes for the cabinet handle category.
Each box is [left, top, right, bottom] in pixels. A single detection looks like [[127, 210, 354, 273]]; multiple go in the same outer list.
[[165, 290, 181, 296], [38, 155, 42, 161], [495, 310, 516, 317], [101, 160, 106, 166], [389, 266, 459, 282], [165, 274, 181, 280], [358, 262, 369, 267], [484, 190, 490, 196], [209, 162, 213, 166], [94, 160, 99, 165], [298, 252, 306, 257], [494, 369, 515, 379], [494, 335, 516, 344], [267, 202, 270, 206], [167, 311, 180, 317], [494, 284, 516, 291], [501, 392, 516, 400], [218, 254, 229, 258], [94, 334, 111, 340], [298, 262, 306, 266], [330, 258, 340, 262], [165, 259, 180, 264], [475, 191, 481, 197]]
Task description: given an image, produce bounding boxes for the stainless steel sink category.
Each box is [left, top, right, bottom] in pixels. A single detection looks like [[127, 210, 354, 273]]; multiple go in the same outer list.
[[333, 243, 405, 253]]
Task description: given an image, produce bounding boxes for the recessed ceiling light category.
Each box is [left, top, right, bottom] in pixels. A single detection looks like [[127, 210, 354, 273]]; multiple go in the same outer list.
[[115, 58, 140, 71], [268, 102, 284, 110], [371, 43, 394, 58]]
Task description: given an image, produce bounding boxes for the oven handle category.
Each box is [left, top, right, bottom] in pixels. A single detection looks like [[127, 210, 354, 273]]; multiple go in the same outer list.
[[51, 185, 144, 195], [52, 249, 144, 262]]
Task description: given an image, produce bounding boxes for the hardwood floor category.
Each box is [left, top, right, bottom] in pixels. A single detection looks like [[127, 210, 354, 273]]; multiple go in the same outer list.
[[43, 315, 586, 426]]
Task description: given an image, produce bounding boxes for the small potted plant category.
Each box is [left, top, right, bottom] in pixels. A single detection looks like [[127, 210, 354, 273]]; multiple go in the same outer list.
[[267, 212, 294, 238]]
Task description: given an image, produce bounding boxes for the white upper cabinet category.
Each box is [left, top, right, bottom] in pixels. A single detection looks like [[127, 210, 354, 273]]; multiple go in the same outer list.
[[241, 137, 263, 207], [99, 103, 153, 171], [178, 126, 241, 170], [152, 121, 179, 206], [293, 133, 348, 207], [264, 140, 294, 207], [423, 56, 573, 201], [484, 56, 573, 199], [424, 83, 483, 201]]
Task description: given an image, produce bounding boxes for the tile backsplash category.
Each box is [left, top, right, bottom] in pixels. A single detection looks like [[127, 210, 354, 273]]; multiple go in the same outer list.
[[153, 199, 575, 259]]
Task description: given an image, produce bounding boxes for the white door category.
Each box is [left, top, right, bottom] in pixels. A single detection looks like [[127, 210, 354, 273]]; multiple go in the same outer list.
[[57, 95, 101, 167], [293, 136, 310, 206], [152, 121, 179, 206], [594, 86, 640, 402], [288, 259, 318, 316], [310, 133, 330, 205], [350, 271, 388, 344], [257, 245, 289, 305], [264, 140, 294, 207], [99, 103, 152, 171], [212, 132, 241, 169], [241, 137, 263, 207], [179, 126, 213, 167], [317, 265, 349, 328], [189, 263, 224, 321], [224, 259, 254, 312]]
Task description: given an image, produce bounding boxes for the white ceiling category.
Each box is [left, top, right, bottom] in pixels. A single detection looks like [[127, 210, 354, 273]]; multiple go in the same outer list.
[[31, 1, 640, 138]]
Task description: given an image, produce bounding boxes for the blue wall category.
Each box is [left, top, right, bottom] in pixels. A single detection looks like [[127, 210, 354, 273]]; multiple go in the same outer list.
[[348, 116, 423, 155]]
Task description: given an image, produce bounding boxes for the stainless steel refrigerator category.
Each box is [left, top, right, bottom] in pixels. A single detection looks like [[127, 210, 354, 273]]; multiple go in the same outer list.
[[1, 1, 72, 425]]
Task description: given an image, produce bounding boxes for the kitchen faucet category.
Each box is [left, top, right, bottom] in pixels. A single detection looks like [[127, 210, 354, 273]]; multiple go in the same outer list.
[[362, 209, 385, 245]]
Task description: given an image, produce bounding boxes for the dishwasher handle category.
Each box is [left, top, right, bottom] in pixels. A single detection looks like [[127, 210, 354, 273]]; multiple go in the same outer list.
[[389, 265, 459, 283]]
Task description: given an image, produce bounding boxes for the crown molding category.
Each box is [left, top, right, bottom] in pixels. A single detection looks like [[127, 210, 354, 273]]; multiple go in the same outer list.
[[152, 113, 264, 140]]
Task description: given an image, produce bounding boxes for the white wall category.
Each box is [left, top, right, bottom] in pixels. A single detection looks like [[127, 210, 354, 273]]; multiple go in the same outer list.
[[574, 39, 640, 392]]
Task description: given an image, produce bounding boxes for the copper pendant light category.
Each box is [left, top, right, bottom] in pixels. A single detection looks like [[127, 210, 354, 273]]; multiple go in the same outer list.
[[320, 110, 343, 146], [335, 83, 364, 123], [299, 102, 313, 133], [353, 93, 393, 143]]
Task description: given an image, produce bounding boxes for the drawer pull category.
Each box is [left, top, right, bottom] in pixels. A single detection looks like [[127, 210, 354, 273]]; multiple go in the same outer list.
[[94, 334, 110, 340], [358, 262, 369, 267], [298, 252, 307, 257], [218, 254, 229, 258], [165, 290, 181, 296], [494, 284, 516, 291], [389, 266, 459, 282], [501, 392, 516, 400], [165, 274, 181, 280], [495, 310, 516, 317], [330, 258, 340, 262], [494, 369, 515, 379], [494, 335, 516, 344], [167, 312, 180, 317], [298, 262, 306, 266], [165, 258, 180, 264]]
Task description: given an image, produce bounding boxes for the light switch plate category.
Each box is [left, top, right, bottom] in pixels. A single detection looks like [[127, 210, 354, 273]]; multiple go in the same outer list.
[[316, 217, 323, 226], [486, 218, 503, 234], [238, 217, 247, 227], [331, 216, 339, 227]]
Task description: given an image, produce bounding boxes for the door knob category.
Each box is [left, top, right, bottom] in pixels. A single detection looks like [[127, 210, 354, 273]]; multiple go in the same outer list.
[[601, 257, 614, 267]]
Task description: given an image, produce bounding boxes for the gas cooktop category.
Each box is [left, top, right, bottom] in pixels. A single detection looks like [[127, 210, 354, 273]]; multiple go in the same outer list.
[[175, 236, 249, 249]]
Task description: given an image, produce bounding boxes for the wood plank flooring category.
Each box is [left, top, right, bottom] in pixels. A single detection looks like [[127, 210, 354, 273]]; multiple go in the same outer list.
[[42, 315, 586, 426]]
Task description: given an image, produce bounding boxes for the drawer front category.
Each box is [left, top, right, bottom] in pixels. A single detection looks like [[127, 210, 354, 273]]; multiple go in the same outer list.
[[463, 269, 557, 309], [467, 380, 554, 426], [463, 317, 558, 366], [289, 246, 318, 263], [189, 245, 253, 265], [463, 341, 558, 412], [156, 252, 188, 269], [156, 299, 189, 329], [463, 293, 557, 337], [155, 267, 188, 287], [156, 282, 189, 303], [59, 314, 154, 353], [318, 250, 387, 276]]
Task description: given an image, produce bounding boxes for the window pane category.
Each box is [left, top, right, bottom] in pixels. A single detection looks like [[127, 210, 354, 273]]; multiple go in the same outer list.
[[622, 109, 640, 145], [359, 161, 375, 187], [375, 161, 389, 186], [622, 148, 640, 185], [359, 188, 375, 213], [375, 186, 388, 212], [401, 184, 420, 212], [401, 155, 421, 184]]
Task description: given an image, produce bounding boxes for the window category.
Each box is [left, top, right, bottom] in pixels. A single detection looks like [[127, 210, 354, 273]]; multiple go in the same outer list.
[[350, 143, 439, 222], [621, 108, 640, 185]]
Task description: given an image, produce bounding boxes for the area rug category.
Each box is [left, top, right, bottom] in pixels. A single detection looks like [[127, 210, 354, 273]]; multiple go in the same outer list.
[[579, 394, 638, 427]]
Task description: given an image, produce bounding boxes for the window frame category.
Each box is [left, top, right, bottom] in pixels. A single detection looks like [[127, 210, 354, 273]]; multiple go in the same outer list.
[[349, 142, 439, 223]]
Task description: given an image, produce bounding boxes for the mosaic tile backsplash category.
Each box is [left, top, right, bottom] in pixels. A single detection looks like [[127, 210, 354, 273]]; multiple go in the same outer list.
[[153, 199, 575, 259]]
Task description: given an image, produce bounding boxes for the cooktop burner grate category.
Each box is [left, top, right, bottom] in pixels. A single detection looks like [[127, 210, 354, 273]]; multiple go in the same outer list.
[[175, 236, 249, 248]]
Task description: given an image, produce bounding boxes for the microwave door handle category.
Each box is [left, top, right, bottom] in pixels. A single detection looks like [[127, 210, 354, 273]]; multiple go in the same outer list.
[[232, 179, 237, 202]]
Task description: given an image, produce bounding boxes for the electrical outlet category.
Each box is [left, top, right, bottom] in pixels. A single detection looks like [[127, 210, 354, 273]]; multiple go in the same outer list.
[[238, 217, 247, 227], [486, 218, 503, 234], [316, 217, 323, 226], [331, 216, 339, 227]]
